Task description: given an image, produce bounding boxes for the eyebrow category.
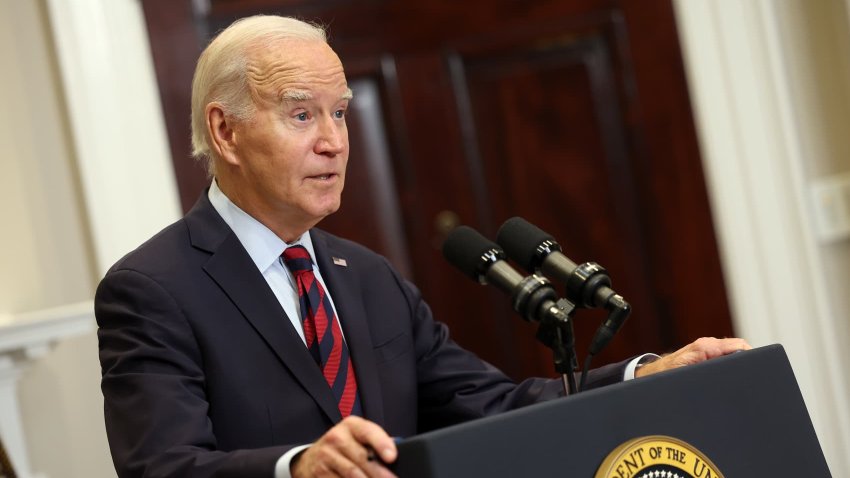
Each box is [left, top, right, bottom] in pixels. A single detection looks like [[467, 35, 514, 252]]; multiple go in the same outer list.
[[280, 87, 354, 102], [281, 89, 312, 101]]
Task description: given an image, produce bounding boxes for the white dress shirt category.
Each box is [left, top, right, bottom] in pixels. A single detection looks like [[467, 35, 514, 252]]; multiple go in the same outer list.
[[208, 181, 342, 347], [208, 182, 324, 477]]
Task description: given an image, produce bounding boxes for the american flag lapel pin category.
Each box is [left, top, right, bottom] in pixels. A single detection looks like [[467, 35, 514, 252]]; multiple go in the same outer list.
[[332, 257, 348, 267]]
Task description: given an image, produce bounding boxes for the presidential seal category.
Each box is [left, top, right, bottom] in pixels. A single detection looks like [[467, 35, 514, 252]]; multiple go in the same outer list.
[[595, 435, 723, 478]]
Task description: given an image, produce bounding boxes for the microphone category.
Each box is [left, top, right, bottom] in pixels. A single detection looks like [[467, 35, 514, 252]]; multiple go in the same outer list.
[[443, 225, 581, 394], [496, 217, 630, 355], [442, 225, 567, 324], [497, 217, 619, 308]]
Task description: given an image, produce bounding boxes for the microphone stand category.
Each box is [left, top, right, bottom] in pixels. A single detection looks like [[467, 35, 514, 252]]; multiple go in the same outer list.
[[535, 298, 578, 396], [507, 274, 579, 396]]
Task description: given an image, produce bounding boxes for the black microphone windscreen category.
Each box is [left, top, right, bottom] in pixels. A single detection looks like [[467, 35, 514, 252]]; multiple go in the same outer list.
[[496, 217, 555, 271], [442, 225, 500, 280]]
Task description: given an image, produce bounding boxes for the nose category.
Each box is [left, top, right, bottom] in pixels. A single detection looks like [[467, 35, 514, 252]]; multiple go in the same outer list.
[[314, 116, 347, 156]]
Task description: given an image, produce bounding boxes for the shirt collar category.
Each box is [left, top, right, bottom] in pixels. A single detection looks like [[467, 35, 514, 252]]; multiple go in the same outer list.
[[208, 180, 318, 272]]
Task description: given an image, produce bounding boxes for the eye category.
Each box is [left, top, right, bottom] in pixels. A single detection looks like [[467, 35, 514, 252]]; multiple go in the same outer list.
[[295, 112, 309, 121], [333, 109, 346, 119]]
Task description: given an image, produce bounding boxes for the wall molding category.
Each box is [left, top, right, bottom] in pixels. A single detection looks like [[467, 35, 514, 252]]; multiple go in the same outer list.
[[0, 302, 94, 478], [43, 0, 181, 275]]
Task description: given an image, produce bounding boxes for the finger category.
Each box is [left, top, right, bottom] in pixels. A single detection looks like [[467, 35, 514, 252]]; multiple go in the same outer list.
[[678, 337, 748, 364], [298, 440, 367, 478], [325, 417, 397, 476], [347, 417, 398, 464], [363, 458, 399, 478], [728, 337, 753, 351], [322, 418, 375, 466], [698, 337, 752, 358]]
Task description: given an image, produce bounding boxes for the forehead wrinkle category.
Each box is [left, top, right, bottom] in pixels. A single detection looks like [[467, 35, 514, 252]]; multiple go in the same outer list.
[[246, 60, 301, 102], [248, 58, 348, 105]]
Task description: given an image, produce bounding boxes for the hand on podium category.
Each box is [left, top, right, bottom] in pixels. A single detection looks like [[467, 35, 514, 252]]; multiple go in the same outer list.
[[635, 337, 752, 378], [292, 416, 398, 478]]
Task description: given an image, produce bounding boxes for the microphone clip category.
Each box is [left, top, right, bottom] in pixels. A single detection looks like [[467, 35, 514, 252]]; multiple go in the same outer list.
[[567, 262, 613, 309], [511, 274, 557, 323]]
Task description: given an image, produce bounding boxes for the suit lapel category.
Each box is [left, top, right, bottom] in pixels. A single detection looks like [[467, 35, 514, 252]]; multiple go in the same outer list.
[[185, 193, 342, 424], [312, 230, 385, 426]]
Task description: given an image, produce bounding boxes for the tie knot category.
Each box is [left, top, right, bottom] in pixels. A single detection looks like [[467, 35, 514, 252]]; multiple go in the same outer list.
[[282, 245, 314, 273]]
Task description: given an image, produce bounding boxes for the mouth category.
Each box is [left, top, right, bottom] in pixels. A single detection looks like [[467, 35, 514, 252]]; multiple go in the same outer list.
[[307, 173, 338, 182]]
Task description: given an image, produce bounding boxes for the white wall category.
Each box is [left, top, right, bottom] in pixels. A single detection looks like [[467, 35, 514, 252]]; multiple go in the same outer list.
[[675, 0, 850, 473], [0, 0, 109, 476], [780, 0, 850, 369], [0, 0, 180, 476]]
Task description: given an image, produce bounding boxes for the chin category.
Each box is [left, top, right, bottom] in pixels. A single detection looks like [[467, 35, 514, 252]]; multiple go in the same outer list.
[[312, 200, 342, 219]]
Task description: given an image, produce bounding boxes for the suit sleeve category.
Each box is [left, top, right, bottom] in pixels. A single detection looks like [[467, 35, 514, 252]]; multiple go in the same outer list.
[[96, 268, 288, 478]]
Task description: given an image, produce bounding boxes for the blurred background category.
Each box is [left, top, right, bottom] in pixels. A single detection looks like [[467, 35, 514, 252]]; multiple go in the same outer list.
[[1, 0, 848, 476]]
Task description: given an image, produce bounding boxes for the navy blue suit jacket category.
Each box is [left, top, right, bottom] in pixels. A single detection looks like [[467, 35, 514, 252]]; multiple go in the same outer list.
[[96, 192, 628, 477]]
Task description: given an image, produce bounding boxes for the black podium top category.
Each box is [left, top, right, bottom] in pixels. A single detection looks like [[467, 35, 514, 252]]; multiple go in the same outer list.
[[392, 344, 831, 477]]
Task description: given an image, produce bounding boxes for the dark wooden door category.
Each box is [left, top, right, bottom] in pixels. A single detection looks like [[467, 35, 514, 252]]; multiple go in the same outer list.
[[141, 0, 733, 381]]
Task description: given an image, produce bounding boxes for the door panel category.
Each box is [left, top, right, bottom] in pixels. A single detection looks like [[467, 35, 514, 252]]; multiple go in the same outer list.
[[451, 14, 660, 367]]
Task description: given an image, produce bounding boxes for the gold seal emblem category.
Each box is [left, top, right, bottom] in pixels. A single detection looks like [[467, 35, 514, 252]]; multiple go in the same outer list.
[[595, 435, 724, 478]]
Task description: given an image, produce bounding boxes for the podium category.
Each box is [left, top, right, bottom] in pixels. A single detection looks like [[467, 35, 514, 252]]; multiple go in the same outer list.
[[391, 345, 831, 476]]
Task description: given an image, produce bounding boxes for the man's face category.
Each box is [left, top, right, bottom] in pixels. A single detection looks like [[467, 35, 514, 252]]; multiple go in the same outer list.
[[227, 39, 350, 236]]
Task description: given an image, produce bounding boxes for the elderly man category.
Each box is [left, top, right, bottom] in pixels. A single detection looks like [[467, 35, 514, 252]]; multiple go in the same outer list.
[[95, 15, 749, 478]]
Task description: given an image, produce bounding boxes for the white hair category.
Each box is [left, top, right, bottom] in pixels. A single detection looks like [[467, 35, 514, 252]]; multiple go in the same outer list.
[[190, 15, 327, 175]]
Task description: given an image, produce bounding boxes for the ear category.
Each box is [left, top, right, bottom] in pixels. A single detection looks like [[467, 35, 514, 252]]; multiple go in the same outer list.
[[206, 103, 240, 166]]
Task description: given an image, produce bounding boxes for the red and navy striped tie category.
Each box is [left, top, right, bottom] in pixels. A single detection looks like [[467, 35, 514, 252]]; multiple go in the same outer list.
[[282, 245, 361, 417]]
